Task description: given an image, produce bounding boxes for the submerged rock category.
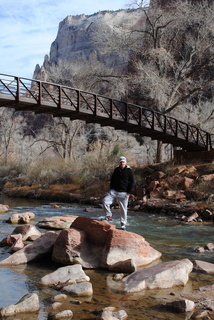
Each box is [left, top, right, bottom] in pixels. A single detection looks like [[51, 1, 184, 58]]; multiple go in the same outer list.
[[61, 282, 93, 297]]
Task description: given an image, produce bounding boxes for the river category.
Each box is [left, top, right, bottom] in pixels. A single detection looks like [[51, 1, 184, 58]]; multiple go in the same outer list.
[[0, 195, 213, 320]]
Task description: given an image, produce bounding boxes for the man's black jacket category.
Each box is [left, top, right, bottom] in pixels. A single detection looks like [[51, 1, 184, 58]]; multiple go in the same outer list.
[[110, 165, 135, 194]]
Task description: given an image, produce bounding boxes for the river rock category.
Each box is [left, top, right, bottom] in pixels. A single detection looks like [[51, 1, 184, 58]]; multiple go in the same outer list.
[[178, 177, 194, 190], [0, 293, 40, 317], [0, 231, 58, 265], [61, 282, 93, 297], [161, 299, 195, 313], [52, 227, 102, 268], [123, 259, 193, 292], [48, 309, 73, 319], [8, 211, 35, 224], [102, 228, 162, 269], [98, 307, 128, 320], [71, 217, 116, 246], [199, 173, 214, 182], [52, 217, 161, 270], [0, 204, 9, 213], [9, 234, 25, 252], [51, 294, 68, 302], [193, 260, 214, 274], [12, 224, 42, 241], [204, 242, 214, 251], [109, 258, 136, 273], [37, 215, 77, 229], [39, 264, 90, 287]]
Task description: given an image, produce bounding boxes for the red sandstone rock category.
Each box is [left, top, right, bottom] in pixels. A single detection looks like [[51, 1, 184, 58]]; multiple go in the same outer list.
[[147, 180, 159, 192], [199, 173, 214, 182], [71, 216, 116, 246], [103, 228, 161, 268], [52, 228, 100, 268], [178, 177, 194, 190], [53, 218, 161, 270]]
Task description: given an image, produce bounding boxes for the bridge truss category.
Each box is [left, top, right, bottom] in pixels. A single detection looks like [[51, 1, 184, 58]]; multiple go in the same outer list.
[[0, 73, 213, 152]]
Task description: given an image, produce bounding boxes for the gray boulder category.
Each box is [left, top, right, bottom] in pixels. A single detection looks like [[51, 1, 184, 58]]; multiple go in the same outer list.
[[0, 293, 39, 317], [123, 259, 193, 292], [37, 215, 77, 229], [39, 264, 90, 287], [0, 231, 58, 265], [193, 260, 214, 274]]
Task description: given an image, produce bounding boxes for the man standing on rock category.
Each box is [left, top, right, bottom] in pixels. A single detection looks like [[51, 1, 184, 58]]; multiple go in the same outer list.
[[102, 156, 135, 230]]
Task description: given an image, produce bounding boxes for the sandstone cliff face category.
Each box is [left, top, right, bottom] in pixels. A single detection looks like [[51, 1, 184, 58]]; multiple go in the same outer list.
[[34, 9, 146, 77]]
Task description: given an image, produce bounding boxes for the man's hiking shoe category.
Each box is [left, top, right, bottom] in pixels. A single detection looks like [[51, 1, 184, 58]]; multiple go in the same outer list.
[[121, 224, 126, 231], [100, 216, 112, 221], [106, 216, 112, 221]]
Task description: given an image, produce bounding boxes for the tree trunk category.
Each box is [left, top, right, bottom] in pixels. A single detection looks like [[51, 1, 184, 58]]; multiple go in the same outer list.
[[156, 140, 162, 163]]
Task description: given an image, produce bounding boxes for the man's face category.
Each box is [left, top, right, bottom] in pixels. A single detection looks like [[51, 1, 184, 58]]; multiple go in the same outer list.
[[119, 161, 126, 169]]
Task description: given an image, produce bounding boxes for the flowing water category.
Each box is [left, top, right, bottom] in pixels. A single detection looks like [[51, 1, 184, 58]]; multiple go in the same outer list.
[[0, 195, 213, 320]]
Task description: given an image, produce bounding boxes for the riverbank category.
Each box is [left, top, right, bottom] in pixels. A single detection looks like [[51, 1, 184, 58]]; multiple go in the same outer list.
[[1, 161, 214, 222]]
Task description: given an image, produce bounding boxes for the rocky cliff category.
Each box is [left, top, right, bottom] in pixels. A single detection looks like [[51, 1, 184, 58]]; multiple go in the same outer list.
[[34, 9, 146, 79]]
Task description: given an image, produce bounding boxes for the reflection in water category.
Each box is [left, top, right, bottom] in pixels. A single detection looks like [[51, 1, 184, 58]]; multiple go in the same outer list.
[[0, 195, 213, 319]]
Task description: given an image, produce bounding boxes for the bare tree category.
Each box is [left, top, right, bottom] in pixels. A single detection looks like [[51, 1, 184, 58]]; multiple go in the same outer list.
[[129, 1, 214, 113], [126, 0, 214, 161], [28, 118, 86, 162], [0, 108, 24, 165]]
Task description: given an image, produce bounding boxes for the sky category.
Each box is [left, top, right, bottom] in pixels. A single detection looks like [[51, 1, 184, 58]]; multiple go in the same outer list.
[[0, 0, 149, 80]]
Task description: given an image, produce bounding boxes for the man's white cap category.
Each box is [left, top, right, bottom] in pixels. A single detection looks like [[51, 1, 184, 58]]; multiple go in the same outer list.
[[119, 156, 126, 162]]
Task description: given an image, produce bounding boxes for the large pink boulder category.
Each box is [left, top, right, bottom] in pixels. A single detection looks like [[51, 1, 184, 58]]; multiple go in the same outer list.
[[52, 217, 161, 270], [71, 217, 116, 246], [102, 229, 161, 268]]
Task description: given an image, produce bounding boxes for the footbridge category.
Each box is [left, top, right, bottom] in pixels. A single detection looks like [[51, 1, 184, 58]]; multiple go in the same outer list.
[[0, 73, 213, 152]]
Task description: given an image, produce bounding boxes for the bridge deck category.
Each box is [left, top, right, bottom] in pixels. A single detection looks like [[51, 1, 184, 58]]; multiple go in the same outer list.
[[0, 73, 213, 152]]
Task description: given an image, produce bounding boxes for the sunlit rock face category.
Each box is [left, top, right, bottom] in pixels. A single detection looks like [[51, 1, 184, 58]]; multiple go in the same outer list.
[[34, 9, 146, 77]]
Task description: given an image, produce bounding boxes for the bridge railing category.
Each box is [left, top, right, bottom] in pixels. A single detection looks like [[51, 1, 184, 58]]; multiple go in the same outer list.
[[0, 73, 213, 151]]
